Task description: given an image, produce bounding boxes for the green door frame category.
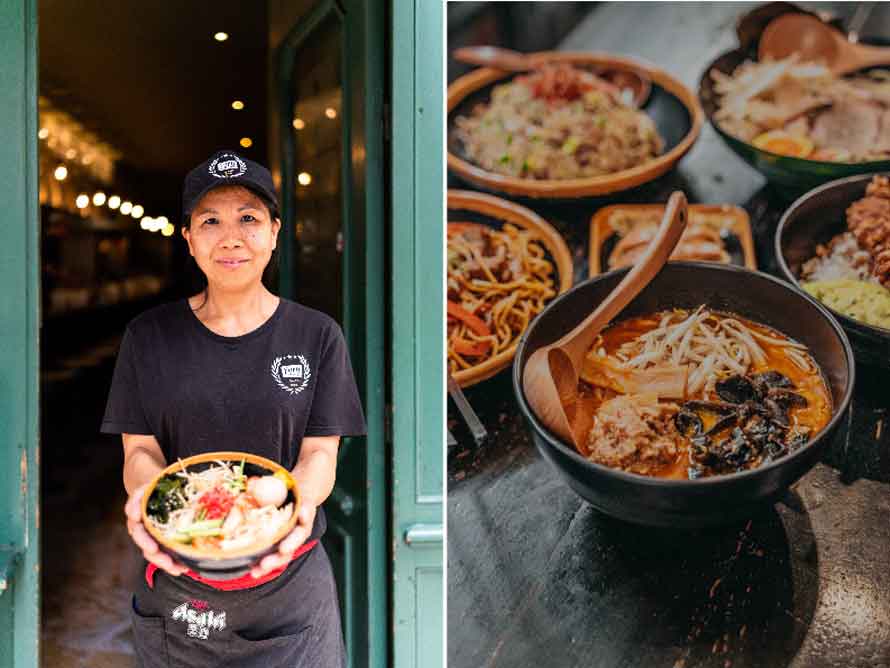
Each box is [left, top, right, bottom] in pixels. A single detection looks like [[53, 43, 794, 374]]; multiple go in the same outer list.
[[0, 2, 444, 667], [391, 1, 444, 666], [275, 1, 387, 666], [0, 0, 40, 666]]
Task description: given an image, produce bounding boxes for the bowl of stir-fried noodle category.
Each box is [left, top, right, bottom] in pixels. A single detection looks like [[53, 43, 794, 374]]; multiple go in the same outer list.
[[448, 190, 573, 387], [141, 452, 300, 579], [448, 51, 703, 199]]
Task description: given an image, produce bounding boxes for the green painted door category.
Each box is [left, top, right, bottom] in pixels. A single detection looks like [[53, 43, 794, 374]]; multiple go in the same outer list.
[[391, 1, 444, 667], [275, 1, 386, 666], [0, 0, 40, 666]]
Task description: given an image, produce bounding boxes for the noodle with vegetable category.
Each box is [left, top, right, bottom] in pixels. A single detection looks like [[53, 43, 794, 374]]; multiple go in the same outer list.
[[146, 459, 295, 554], [447, 222, 556, 374]]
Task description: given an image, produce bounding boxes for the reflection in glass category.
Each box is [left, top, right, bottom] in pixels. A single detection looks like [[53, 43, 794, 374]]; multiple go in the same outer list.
[[290, 15, 343, 321]]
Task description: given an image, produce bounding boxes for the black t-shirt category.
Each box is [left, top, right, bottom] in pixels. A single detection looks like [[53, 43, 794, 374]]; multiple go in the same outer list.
[[101, 297, 366, 542]]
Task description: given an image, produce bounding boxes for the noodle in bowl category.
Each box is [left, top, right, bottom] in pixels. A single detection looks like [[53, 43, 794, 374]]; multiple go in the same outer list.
[[141, 452, 301, 579], [447, 190, 573, 387], [513, 262, 854, 527]]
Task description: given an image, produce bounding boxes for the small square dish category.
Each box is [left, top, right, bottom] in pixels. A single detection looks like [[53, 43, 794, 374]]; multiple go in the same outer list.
[[589, 203, 756, 277]]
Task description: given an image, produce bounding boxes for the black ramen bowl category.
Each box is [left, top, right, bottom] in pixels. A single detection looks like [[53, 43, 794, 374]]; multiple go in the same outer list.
[[776, 173, 890, 370], [142, 452, 300, 580], [513, 262, 854, 528], [699, 48, 890, 195]]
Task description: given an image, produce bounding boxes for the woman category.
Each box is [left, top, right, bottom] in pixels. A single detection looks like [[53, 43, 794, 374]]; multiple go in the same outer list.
[[101, 150, 365, 667]]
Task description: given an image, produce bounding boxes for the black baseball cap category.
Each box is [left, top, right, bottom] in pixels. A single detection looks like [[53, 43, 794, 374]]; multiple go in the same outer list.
[[182, 150, 279, 219]]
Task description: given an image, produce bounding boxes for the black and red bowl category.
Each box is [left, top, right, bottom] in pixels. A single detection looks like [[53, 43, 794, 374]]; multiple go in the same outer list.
[[513, 262, 854, 528], [142, 452, 300, 580], [776, 173, 890, 371]]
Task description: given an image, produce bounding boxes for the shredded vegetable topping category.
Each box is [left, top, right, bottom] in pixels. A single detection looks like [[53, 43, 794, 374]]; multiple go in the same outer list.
[[590, 307, 813, 397], [147, 460, 293, 554]]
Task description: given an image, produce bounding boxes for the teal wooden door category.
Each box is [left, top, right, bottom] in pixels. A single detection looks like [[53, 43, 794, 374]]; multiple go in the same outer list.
[[0, 0, 40, 666], [275, 1, 386, 666], [391, 1, 444, 667]]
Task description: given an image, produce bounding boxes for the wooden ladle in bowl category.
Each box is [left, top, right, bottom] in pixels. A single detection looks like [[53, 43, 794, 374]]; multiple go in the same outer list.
[[759, 12, 890, 75], [522, 191, 688, 448], [452, 45, 652, 108]]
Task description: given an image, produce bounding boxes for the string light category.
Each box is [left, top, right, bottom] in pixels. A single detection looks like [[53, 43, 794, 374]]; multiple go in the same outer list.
[[214, 32, 228, 42], [93, 192, 106, 206], [120, 201, 133, 215], [297, 172, 312, 186], [292, 118, 305, 130], [239, 137, 253, 148], [231, 100, 244, 110], [108, 195, 121, 210], [53, 165, 68, 181], [75, 194, 89, 209]]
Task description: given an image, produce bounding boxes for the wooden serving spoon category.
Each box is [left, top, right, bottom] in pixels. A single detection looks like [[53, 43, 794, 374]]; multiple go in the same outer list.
[[759, 12, 890, 75], [522, 191, 688, 448], [452, 45, 652, 108]]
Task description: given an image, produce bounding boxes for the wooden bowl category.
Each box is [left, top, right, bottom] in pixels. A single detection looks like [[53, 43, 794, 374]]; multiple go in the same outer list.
[[141, 451, 300, 580], [589, 203, 757, 276], [447, 51, 704, 199], [448, 189, 573, 387]]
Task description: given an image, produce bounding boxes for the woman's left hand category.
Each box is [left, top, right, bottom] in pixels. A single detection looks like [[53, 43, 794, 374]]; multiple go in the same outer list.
[[249, 502, 317, 578]]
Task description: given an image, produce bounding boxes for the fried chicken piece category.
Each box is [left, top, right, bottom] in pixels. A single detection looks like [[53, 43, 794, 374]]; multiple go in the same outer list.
[[586, 394, 681, 474], [846, 176, 890, 287]]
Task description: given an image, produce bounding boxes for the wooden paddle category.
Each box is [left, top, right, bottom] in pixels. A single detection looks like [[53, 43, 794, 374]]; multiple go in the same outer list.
[[522, 191, 688, 447], [759, 12, 890, 76]]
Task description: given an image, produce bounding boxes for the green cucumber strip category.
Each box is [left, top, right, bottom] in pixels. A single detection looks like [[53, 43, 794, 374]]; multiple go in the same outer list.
[[187, 528, 224, 538]]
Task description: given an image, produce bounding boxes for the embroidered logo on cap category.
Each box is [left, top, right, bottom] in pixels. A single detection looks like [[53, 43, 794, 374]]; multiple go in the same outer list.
[[208, 153, 247, 179], [271, 354, 311, 396]]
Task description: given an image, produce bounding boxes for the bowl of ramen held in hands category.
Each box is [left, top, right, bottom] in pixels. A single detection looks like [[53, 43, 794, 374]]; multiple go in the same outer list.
[[513, 263, 854, 527], [141, 452, 300, 579]]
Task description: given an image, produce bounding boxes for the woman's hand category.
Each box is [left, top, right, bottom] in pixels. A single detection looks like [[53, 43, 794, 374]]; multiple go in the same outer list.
[[124, 484, 188, 577], [249, 502, 317, 578]]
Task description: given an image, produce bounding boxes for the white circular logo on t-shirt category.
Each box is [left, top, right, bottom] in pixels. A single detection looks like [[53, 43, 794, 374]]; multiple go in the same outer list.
[[208, 153, 247, 179], [271, 354, 311, 395]]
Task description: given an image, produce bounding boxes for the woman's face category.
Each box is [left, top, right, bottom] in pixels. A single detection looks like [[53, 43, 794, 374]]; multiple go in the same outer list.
[[182, 185, 280, 292]]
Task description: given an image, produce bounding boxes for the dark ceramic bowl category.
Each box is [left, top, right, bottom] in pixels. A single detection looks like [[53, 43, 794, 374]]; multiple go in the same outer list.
[[776, 173, 890, 370], [142, 452, 300, 580], [513, 263, 854, 528], [699, 48, 890, 195]]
